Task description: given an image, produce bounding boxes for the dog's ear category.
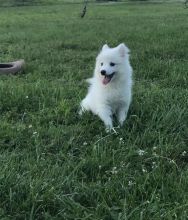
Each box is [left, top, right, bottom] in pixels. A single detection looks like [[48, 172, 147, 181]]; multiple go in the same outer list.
[[102, 44, 109, 51], [118, 43, 130, 57]]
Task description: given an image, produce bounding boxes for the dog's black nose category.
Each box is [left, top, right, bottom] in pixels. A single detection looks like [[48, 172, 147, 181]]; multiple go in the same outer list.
[[101, 70, 106, 75]]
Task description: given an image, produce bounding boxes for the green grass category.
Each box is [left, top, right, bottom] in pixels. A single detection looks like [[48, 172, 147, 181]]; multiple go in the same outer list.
[[0, 1, 188, 219]]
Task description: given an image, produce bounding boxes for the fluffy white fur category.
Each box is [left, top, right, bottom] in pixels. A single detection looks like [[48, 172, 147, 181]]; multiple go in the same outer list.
[[80, 43, 133, 130]]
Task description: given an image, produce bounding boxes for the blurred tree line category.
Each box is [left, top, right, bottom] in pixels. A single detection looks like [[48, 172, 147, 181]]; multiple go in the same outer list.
[[0, 0, 149, 7]]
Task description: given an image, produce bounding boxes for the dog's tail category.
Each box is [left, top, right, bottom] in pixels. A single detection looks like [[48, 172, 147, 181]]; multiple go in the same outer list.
[[86, 78, 94, 84]]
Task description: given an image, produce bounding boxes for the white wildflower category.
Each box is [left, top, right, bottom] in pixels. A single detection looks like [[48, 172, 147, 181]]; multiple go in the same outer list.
[[111, 167, 118, 175], [181, 151, 186, 156], [142, 167, 147, 173], [152, 161, 158, 169], [128, 180, 135, 186], [138, 149, 146, 156], [120, 162, 126, 168], [28, 125, 32, 128], [83, 141, 87, 146], [119, 137, 124, 144]]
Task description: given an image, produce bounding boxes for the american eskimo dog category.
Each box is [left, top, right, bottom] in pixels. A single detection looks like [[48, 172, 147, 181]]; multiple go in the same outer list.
[[80, 43, 133, 130]]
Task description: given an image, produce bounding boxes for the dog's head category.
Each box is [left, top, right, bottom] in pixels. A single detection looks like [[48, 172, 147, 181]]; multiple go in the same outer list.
[[95, 43, 130, 85]]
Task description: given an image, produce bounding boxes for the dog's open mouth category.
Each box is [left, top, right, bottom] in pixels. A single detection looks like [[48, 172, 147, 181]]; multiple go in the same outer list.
[[102, 72, 115, 85]]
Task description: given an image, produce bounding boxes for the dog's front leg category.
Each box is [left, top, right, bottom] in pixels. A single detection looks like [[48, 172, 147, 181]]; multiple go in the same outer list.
[[117, 104, 129, 126], [79, 97, 90, 115], [97, 107, 113, 130]]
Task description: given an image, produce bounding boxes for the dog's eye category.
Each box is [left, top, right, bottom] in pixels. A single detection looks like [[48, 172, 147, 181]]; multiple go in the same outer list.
[[101, 63, 103, 66], [110, 62, 115, 66]]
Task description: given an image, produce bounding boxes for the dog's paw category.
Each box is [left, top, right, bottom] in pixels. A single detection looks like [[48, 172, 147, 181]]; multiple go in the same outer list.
[[105, 127, 111, 133], [119, 119, 125, 127], [118, 113, 127, 127], [105, 123, 113, 133], [78, 109, 83, 116], [105, 126, 118, 134], [78, 107, 85, 116]]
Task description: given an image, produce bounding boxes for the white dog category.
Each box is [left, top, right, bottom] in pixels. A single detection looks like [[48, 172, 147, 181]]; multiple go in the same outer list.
[[79, 43, 133, 130]]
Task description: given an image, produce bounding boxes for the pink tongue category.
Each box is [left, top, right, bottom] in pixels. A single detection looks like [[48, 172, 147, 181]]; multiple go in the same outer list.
[[102, 76, 111, 85]]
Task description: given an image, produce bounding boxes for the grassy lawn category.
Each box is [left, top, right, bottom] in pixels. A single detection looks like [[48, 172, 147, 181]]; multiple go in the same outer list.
[[0, 1, 188, 219]]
